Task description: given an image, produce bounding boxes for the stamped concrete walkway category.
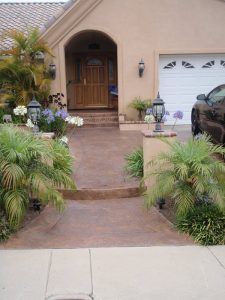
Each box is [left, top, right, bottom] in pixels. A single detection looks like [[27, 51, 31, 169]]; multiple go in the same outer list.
[[69, 128, 143, 189], [0, 126, 193, 249], [0, 198, 192, 249]]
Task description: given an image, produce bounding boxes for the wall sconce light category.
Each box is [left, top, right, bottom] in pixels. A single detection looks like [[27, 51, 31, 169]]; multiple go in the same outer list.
[[138, 59, 145, 77], [49, 63, 56, 80]]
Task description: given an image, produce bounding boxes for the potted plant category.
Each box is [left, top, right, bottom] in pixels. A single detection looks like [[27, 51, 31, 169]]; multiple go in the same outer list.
[[128, 97, 152, 121]]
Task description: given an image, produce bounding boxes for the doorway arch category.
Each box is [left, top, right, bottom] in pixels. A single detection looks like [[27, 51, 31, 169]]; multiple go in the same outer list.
[[65, 30, 118, 111]]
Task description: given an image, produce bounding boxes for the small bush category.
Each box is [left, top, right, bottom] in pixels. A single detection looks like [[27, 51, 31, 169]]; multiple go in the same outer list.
[[125, 147, 143, 178], [128, 97, 152, 120], [176, 204, 225, 245], [38, 108, 68, 137], [0, 212, 14, 241]]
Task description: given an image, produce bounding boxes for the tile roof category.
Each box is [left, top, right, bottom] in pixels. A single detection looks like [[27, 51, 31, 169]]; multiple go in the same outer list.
[[0, 1, 76, 49]]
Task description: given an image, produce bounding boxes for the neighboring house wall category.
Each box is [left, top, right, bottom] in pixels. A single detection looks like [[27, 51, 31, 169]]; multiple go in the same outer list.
[[40, 0, 225, 118]]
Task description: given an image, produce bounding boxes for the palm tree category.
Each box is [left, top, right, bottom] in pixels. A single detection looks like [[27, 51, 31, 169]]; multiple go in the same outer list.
[[0, 125, 76, 226], [144, 135, 225, 218], [0, 28, 53, 105]]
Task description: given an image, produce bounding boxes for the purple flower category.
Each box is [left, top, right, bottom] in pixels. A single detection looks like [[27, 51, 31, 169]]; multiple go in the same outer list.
[[165, 111, 170, 116], [162, 116, 167, 122], [42, 109, 52, 117], [146, 108, 153, 115], [55, 109, 69, 120], [173, 110, 184, 120], [42, 109, 55, 124]]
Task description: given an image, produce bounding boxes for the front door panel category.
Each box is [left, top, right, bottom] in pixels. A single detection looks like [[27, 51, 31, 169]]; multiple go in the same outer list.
[[74, 56, 108, 108]]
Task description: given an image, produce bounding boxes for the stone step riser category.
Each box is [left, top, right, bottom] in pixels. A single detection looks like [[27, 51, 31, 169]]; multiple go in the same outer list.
[[60, 187, 142, 200], [82, 123, 119, 128], [82, 117, 119, 122], [69, 111, 119, 127], [70, 113, 118, 117]]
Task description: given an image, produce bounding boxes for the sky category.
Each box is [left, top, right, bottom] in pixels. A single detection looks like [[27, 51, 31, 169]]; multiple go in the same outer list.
[[0, 0, 67, 3]]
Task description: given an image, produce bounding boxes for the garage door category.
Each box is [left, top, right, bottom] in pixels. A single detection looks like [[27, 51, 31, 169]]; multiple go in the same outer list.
[[159, 54, 225, 124]]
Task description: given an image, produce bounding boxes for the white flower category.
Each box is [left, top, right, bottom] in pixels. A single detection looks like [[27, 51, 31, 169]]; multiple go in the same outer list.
[[144, 114, 154, 124], [65, 116, 84, 127], [13, 105, 27, 116], [59, 136, 68, 144], [26, 118, 34, 128]]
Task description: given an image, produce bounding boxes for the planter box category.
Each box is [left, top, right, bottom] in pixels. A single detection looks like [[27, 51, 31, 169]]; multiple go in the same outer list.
[[120, 121, 163, 131]]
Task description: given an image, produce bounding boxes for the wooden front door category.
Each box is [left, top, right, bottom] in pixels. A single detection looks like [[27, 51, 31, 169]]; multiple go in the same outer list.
[[74, 56, 109, 108]]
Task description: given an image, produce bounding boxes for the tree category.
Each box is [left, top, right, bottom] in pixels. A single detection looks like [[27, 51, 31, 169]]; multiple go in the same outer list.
[[0, 28, 53, 105]]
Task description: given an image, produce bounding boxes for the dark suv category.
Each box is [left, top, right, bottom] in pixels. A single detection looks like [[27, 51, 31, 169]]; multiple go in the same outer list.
[[191, 84, 225, 145]]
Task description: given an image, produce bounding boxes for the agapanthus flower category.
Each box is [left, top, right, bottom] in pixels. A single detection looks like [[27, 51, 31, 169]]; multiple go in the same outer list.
[[144, 114, 154, 123], [42, 109, 55, 124], [13, 105, 27, 116], [59, 136, 68, 144], [173, 110, 184, 119], [55, 109, 69, 120], [65, 116, 84, 127], [165, 111, 170, 116], [26, 118, 34, 128], [146, 108, 153, 115]]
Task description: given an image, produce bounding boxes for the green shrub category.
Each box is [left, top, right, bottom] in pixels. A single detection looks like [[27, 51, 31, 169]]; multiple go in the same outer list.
[[38, 108, 68, 137], [0, 212, 14, 241], [125, 147, 143, 178], [144, 135, 225, 218], [176, 204, 225, 245], [0, 125, 76, 227]]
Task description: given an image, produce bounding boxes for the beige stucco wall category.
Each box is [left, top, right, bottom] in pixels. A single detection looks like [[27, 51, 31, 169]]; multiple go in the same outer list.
[[41, 0, 225, 118]]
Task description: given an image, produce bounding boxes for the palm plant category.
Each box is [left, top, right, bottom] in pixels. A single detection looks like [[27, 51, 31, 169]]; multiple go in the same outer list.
[[0, 125, 76, 226], [0, 28, 53, 105], [144, 135, 225, 218]]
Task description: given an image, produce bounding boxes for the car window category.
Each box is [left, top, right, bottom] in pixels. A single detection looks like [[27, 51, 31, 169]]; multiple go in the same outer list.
[[208, 86, 225, 104]]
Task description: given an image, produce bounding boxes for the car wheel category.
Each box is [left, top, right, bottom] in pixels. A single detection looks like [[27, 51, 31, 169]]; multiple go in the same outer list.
[[191, 110, 200, 136]]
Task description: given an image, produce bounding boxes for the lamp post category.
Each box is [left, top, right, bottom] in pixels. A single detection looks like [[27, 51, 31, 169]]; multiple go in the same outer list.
[[27, 95, 41, 134], [152, 93, 165, 132], [138, 59, 145, 77]]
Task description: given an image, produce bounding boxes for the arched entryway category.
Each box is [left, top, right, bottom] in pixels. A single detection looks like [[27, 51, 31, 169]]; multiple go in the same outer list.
[[65, 30, 118, 111]]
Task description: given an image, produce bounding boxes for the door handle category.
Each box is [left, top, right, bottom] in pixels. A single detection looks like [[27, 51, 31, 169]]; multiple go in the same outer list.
[[84, 78, 86, 85]]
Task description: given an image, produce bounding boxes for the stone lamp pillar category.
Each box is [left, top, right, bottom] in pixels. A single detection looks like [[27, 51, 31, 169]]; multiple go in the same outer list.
[[142, 130, 177, 188]]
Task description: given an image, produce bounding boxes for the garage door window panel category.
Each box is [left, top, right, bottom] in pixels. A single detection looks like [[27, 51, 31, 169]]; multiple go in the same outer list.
[[202, 61, 215, 68]]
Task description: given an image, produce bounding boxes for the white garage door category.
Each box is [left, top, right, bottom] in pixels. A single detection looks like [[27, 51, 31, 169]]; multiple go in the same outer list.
[[159, 54, 225, 124]]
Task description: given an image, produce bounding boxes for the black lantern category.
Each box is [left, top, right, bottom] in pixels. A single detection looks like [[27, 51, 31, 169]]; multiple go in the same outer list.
[[49, 63, 56, 80], [27, 95, 41, 133], [152, 93, 165, 132], [138, 59, 145, 77]]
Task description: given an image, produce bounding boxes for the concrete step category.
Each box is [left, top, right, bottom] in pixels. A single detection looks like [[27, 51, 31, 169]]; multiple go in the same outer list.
[[61, 186, 143, 200], [69, 110, 119, 128]]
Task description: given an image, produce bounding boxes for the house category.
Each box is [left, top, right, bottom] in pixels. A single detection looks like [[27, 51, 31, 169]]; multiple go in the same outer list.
[[1, 0, 225, 124]]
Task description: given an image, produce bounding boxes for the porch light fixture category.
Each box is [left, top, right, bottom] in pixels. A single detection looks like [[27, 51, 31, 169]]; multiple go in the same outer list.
[[138, 59, 145, 77], [152, 93, 165, 132], [49, 63, 56, 80], [27, 95, 41, 134], [34, 51, 45, 61]]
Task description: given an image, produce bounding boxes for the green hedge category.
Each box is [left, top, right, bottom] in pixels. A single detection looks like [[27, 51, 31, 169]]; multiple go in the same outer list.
[[176, 204, 225, 245]]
